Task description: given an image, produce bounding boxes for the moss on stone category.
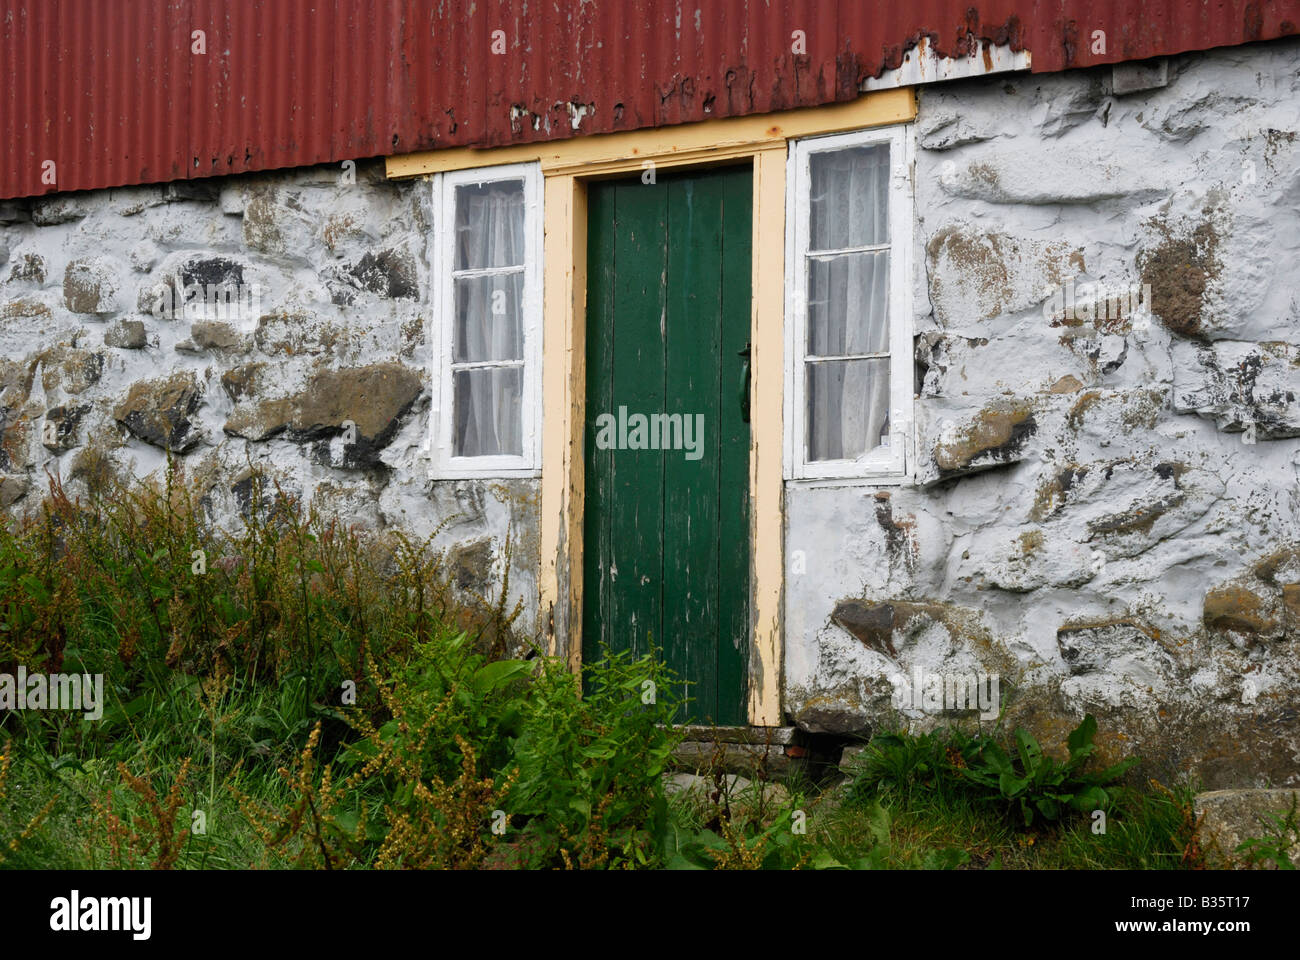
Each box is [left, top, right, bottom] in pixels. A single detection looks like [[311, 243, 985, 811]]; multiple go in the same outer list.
[[933, 398, 1037, 476]]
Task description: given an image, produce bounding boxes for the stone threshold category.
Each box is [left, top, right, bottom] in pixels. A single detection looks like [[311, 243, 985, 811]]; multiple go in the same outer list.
[[665, 725, 842, 781], [669, 724, 799, 745]]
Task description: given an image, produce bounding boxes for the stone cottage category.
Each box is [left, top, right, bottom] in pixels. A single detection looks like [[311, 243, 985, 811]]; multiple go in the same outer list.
[[3, 2, 1300, 786]]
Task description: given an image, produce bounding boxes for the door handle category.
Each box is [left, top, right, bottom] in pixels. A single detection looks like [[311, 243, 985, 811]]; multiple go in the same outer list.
[[738, 342, 751, 423]]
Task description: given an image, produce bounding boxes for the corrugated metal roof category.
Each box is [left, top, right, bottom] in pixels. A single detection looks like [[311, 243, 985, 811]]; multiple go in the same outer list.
[[3, 0, 1298, 200]]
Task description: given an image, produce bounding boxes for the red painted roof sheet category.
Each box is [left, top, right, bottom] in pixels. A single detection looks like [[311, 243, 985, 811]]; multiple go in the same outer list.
[[2, 1, 1298, 200]]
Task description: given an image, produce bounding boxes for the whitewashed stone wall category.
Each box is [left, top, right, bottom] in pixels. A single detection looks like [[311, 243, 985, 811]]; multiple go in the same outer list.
[[786, 38, 1300, 787], [4, 36, 1299, 786], [0, 162, 539, 641]]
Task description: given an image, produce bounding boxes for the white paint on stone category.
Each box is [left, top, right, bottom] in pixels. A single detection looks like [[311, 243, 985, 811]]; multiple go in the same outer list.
[[787, 38, 1300, 785], [4, 38, 1300, 785], [0, 158, 538, 639]]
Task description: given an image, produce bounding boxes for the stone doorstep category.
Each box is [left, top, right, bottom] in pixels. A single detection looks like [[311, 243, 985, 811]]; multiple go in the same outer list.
[[666, 726, 841, 781], [670, 724, 799, 746]]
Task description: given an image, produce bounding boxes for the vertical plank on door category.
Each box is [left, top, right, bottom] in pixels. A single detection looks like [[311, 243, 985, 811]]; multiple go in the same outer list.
[[716, 168, 753, 725], [582, 182, 616, 669], [608, 180, 667, 662], [663, 175, 723, 723]]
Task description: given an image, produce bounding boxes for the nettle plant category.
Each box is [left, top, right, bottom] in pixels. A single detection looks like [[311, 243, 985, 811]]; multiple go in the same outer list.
[[505, 646, 685, 868]]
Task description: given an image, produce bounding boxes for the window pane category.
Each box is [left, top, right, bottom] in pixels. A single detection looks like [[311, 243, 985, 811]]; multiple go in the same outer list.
[[807, 251, 889, 356], [806, 358, 890, 461], [808, 144, 889, 251], [454, 180, 525, 270], [454, 367, 523, 457], [454, 272, 524, 362]]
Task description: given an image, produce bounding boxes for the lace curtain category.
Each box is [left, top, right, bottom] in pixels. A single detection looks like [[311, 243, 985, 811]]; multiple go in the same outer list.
[[452, 181, 526, 457], [806, 144, 891, 462]]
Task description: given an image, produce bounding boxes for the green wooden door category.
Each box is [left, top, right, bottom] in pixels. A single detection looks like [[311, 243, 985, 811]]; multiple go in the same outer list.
[[583, 165, 752, 725]]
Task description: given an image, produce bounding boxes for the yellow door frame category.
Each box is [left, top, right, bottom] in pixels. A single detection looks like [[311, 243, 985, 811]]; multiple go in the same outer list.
[[386, 88, 916, 726]]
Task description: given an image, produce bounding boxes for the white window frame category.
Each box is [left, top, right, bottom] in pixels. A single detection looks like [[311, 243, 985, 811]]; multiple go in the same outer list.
[[784, 124, 914, 483], [429, 161, 543, 479]]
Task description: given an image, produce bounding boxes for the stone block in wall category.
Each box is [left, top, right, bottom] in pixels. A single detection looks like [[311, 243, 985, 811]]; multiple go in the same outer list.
[[230, 467, 302, 520], [104, 319, 147, 349], [63, 258, 123, 314], [30, 195, 89, 226], [40, 404, 89, 452], [129, 241, 160, 273], [253, 308, 344, 357], [67, 442, 122, 494], [788, 597, 1012, 736], [1135, 195, 1292, 345], [1, 295, 52, 324], [1059, 388, 1166, 447], [0, 357, 35, 409], [176, 320, 252, 355], [1197, 546, 1300, 650], [219, 363, 266, 404], [1194, 788, 1299, 868], [1, 296, 74, 360], [1142, 86, 1262, 145], [926, 223, 1083, 326], [917, 397, 1038, 486], [1032, 74, 1107, 137], [287, 362, 422, 441], [291, 363, 423, 467], [326, 247, 418, 304], [1252, 546, 1300, 588], [138, 253, 261, 323], [143, 200, 241, 248], [1171, 339, 1300, 439], [0, 412, 35, 472], [1282, 584, 1300, 635], [913, 331, 992, 397], [938, 147, 1170, 205], [1055, 617, 1176, 704], [831, 599, 899, 658], [112, 372, 205, 452], [221, 364, 295, 440], [38, 347, 104, 397], [1138, 207, 1225, 339], [113, 180, 221, 218], [1076, 459, 1223, 561], [789, 699, 874, 737], [831, 598, 1011, 673], [0, 475, 29, 509], [307, 478, 386, 530], [320, 207, 375, 254], [917, 112, 996, 151], [976, 527, 1097, 593], [1112, 59, 1168, 96], [241, 186, 319, 259], [223, 362, 423, 466], [448, 538, 496, 597], [0, 201, 29, 224], [223, 398, 294, 442], [1203, 582, 1284, 647], [7, 253, 46, 284]]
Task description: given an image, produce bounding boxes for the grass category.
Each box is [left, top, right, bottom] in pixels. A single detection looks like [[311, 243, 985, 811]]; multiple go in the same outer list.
[[0, 461, 1215, 870], [810, 782, 1202, 870]]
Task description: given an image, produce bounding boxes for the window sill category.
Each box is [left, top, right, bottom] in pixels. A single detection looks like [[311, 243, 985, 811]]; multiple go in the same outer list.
[[784, 472, 912, 490], [429, 467, 542, 481]]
